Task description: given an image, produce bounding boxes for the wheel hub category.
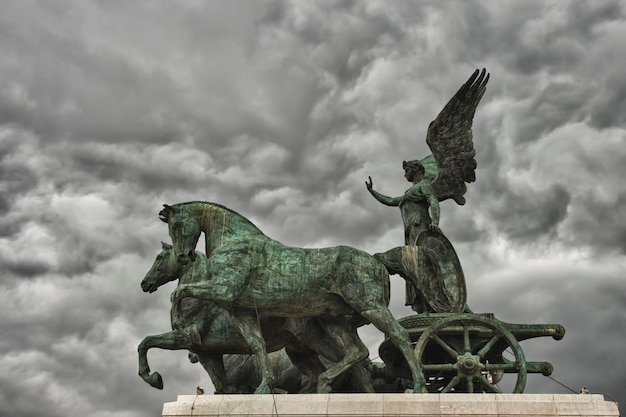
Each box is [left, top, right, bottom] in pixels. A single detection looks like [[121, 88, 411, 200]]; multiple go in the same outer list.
[[456, 352, 483, 377]]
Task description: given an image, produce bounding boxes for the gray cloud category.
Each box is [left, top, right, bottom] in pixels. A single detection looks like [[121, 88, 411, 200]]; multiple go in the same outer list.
[[1, 1, 625, 416], [0, 133, 40, 215], [489, 183, 571, 242]]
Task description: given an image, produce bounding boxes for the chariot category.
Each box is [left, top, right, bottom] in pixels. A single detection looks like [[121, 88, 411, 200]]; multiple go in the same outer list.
[[376, 312, 565, 393], [374, 232, 565, 393]]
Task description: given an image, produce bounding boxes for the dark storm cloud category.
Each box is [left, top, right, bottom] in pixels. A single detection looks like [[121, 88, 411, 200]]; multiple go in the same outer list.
[[475, 1, 622, 76], [566, 191, 626, 255], [2, 258, 50, 278], [0, 160, 36, 215], [488, 183, 571, 242], [1, 1, 626, 416], [441, 205, 487, 244], [0, 39, 180, 144], [62, 142, 214, 193], [0, 252, 181, 416], [433, 1, 626, 143], [511, 80, 591, 145], [0, 132, 39, 215], [589, 70, 626, 129], [0, 2, 192, 146], [467, 256, 626, 403], [258, 1, 407, 86], [196, 0, 414, 182]]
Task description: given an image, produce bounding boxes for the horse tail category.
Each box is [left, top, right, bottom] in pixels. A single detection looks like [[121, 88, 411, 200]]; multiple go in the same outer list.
[[374, 246, 422, 306], [373, 246, 418, 282]]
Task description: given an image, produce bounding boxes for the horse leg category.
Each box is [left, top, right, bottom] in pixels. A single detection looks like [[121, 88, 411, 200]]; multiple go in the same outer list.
[[172, 278, 244, 312], [347, 360, 376, 392], [315, 320, 371, 393], [196, 353, 228, 394], [360, 308, 427, 393], [284, 342, 326, 393], [138, 330, 192, 389], [228, 311, 275, 394], [293, 321, 374, 393]]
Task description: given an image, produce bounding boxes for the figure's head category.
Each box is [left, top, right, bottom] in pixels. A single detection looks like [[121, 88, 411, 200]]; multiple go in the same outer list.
[[159, 204, 200, 265], [141, 241, 181, 293], [402, 160, 425, 182]]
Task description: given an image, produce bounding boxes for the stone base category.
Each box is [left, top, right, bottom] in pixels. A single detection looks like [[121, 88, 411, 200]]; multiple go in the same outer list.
[[162, 393, 619, 417]]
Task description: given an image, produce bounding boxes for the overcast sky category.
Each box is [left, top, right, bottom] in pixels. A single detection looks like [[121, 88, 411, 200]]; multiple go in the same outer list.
[[1, 1, 625, 416]]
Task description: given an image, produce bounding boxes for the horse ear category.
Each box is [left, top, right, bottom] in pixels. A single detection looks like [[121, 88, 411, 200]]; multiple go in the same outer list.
[[161, 241, 173, 250], [164, 204, 180, 213], [159, 204, 173, 223]]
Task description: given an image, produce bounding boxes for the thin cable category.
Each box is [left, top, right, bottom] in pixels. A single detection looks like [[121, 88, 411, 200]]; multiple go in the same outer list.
[[544, 375, 578, 394], [502, 348, 578, 394], [190, 393, 199, 417], [529, 367, 619, 402]]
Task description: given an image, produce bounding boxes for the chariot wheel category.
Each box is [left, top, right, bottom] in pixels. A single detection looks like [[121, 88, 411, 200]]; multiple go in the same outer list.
[[413, 315, 527, 393]]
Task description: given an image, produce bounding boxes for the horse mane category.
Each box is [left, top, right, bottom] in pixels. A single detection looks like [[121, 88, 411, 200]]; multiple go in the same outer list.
[[171, 201, 268, 239], [183, 251, 208, 283]]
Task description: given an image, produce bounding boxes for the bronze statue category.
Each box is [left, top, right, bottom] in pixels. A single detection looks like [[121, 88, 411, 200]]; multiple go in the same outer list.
[[138, 68, 566, 395], [366, 68, 489, 313], [138, 241, 374, 393], [366, 159, 441, 246], [160, 201, 427, 393]]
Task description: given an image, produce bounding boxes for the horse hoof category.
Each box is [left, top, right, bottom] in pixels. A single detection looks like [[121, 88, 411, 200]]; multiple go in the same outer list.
[[411, 383, 428, 394], [188, 352, 199, 363], [317, 383, 332, 394], [299, 382, 317, 394], [149, 372, 164, 389], [253, 384, 272, 394]]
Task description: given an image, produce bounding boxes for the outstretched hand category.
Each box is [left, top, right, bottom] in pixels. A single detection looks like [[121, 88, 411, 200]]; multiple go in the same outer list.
[[365, 176, 373, 191]]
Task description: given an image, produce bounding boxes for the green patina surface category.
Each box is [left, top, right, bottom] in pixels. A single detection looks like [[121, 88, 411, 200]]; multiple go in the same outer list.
[[137, 69, 565, 395]]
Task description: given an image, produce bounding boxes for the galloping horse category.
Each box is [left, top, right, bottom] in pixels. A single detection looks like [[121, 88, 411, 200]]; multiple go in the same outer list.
[[160, 201, 426, 393], [138, 241, 374, 393]]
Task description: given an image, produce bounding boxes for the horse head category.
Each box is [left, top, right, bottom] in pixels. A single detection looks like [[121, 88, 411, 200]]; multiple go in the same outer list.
[[141, 241, 183, 293], [160, 204, 201, 265]]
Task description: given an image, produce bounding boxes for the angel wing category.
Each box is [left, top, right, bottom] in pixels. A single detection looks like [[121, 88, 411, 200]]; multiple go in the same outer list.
[[423, 68, 489, 205]]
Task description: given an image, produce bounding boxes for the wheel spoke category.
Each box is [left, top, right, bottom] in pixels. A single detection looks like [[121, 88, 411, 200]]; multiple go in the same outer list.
[[479, 375, 502, 393], [423, 364, 457, 372], [414, 316, 528, 394], [476, 333, 501, 359], [432, 334, 460, 359], [483, 362, 518, 372], [441, 375, 461, 393], [463, 323, 470, 352]]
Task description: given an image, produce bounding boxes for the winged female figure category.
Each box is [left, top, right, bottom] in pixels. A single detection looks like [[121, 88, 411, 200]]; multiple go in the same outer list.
[[366, 69, 489, 313]]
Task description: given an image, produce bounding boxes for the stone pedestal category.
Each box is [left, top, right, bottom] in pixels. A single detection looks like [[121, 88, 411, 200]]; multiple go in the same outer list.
[[162, 393, 619, 417]]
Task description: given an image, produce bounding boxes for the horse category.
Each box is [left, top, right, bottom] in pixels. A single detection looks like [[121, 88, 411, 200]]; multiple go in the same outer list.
[[159, 201, 426, 393], [138, 241, 374, 393]]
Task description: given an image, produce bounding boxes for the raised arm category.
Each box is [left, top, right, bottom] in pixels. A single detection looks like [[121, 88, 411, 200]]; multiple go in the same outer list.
[[424, 181, 441, 231], [366, 176, 401, 206]]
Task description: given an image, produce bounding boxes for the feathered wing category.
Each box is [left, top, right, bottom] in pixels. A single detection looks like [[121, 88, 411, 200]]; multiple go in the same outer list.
[[424, 68, 489, 205]]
